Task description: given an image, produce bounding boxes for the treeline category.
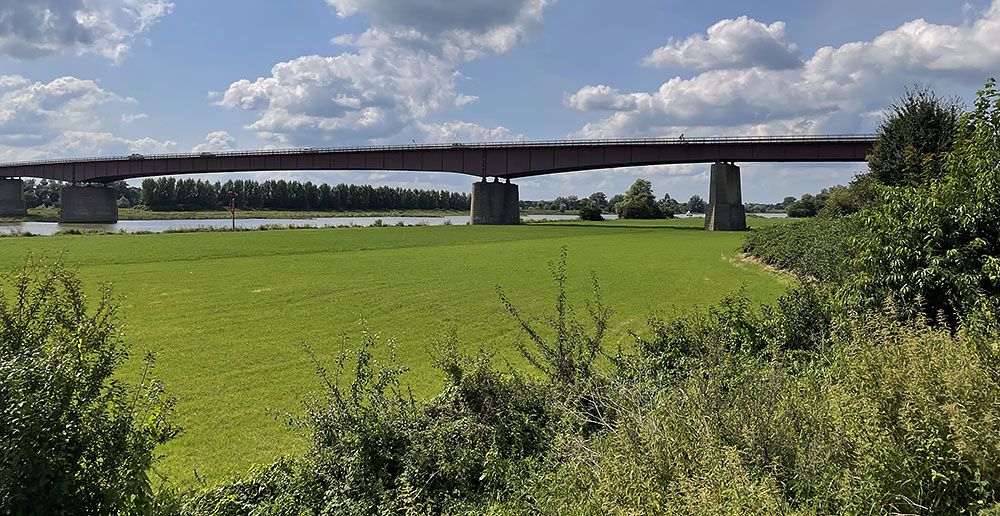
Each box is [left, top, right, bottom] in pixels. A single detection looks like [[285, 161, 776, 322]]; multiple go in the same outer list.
[[525, 189, 707, 217], [139, 178, 471, 212], [21, 179, 140, 209]]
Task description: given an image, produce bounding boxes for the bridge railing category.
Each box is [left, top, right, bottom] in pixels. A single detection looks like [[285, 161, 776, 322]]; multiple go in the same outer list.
[[0, 134, 877, 169]]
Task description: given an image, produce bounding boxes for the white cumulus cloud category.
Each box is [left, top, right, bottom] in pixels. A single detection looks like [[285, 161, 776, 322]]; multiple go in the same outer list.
[[0, 0, 173, 62], [0, 75, 174, 162], [217, 0, 553, 146], [572, 1, 1000, 139], [643, 16, 802, 71], [192, 131, 237, 153]]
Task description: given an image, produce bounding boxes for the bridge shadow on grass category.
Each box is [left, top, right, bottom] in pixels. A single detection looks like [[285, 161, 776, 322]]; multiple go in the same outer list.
[[525, 222, 704, 231]]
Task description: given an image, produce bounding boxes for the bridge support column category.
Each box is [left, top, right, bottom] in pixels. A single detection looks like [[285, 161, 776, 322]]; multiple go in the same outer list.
[[0, 179, 26, 216], [60, 185, 118, 224], [470, 179, 520, 225], [704, 162, 746, 231]]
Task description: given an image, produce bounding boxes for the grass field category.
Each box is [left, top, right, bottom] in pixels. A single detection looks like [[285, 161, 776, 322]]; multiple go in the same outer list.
[[0, 217, 789, 485]]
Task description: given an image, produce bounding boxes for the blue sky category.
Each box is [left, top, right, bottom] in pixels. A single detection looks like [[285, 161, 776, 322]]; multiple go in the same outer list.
[[0, 0, 996, 201]]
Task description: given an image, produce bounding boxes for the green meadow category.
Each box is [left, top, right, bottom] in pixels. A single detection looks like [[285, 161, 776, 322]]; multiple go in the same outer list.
[[0, 217, 789, 484]]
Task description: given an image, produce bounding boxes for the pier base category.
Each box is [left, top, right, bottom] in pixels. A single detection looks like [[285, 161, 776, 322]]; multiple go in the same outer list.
[[704, 162, 747, 231], [60, 185, 118, 223], [470, 180, 520, 225], [0, 179, 26, 216]]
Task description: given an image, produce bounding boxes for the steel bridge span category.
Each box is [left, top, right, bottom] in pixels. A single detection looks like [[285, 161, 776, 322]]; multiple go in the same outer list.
[[0, 135, 875, 229]]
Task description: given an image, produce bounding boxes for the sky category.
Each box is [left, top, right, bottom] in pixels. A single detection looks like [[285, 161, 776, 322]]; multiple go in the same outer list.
[[0, 0, 997, 202]]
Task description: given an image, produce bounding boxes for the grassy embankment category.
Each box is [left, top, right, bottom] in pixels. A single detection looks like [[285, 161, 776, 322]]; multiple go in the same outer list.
[[0, 217, 788, 484]]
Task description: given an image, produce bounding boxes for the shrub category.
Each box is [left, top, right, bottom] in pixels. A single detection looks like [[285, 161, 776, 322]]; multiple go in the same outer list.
[[742, 217, 859, 283], [615, 179, 663, 219], [846, 78, 1000, 325], [502, 301, 1000, 514], [0, 261, 177, 514], [578, 201, 604, 221], [868, 85, 962, 187]]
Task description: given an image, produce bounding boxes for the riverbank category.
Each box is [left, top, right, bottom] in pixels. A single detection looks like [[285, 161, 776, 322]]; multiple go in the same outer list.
[[0, 207, 576, 222]]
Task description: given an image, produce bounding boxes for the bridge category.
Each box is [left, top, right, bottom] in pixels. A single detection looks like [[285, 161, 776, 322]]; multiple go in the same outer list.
[[0, 135, 875, 230]]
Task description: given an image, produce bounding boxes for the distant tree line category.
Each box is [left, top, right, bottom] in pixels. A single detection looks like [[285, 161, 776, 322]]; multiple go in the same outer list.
[[21, 178, 472, 212], [22, 180, 141, 209], [139, 178, 471, 212], [525, 184, 707, 221]]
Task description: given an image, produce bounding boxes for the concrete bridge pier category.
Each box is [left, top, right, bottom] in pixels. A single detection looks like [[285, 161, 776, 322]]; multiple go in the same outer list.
[[60, 184, 118, 223], [704, 162, 747, 231], [0, 179, 27, 216], [470, 178, 520, 225]]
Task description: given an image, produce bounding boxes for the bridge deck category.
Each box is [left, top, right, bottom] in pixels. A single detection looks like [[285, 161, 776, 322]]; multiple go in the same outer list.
[[0, 135, 875, 183]]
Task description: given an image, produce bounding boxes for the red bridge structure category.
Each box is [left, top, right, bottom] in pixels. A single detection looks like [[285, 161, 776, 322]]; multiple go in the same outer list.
[[0, 135, 875, 229]]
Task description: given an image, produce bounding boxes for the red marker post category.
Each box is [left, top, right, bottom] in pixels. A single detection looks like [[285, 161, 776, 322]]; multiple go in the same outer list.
[[228, 191, 236, 231]]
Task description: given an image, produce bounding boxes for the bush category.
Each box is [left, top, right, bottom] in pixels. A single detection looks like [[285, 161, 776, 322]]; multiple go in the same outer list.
[[868, 85, 962, 187], [578, 201, 604, 221], [846, 78, 1000, 325], [0, 261, 177, 514], [742, 217, 859, 284], [615, 179, 663, 219], [502, 300, 1000, 514]]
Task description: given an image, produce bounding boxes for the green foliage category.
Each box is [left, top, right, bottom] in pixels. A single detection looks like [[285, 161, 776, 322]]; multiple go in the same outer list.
[[657, 194, 679, 218], [140, 177, 471, 212], [505, 302, 1000, 514], [683, 194, 706, 214], [742, 217, 859, 283], [817, 174, 879, 217], [846, 78, 1000, 324], [185, 327, 556, 515], [0, 261, 177, 514], [868, 85, 962, 187], [615, 179, 664, 219], [577, 201, 604, 221], [498, 247, 610, 386]]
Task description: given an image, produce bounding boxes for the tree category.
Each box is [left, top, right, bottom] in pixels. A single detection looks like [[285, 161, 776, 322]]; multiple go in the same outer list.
[[579, 200, 604, 221], [787, 194, 819, 218], [685, 195, 706, 213], [588, 192, 608, 212], [0, 262, 177, 513], [818, 175, 878, 218], [868, 85, 962, 187], [846, 78, 1000, 325], [658, 194, 679, 218], [615, 179, 663, 219]]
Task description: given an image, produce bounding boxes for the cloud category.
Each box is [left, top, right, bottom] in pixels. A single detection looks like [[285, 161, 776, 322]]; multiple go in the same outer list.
[[572, 1, 1000, 139], [414, 121, 520, 143], [0, 75, 174, 162], [643, 16, 802, 71], [326, 0, 550, 57], [217, 51, 466, 145], [121, 113, 148, 123], [0, 0, 173, 62], [217, 0, 553, 146], [192, 131, 237, 153], [565, 85, 638, 112]]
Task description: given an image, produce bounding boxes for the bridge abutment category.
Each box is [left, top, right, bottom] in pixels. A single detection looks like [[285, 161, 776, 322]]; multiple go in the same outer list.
[[704, 162, 747, 231], [470, 180, 520, 225], [0, 179, 26, 216], [60, 185, 118, 224]]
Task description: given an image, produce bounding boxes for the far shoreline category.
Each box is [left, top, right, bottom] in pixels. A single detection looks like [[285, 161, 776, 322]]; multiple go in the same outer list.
[[0, 207, 577, 222]]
